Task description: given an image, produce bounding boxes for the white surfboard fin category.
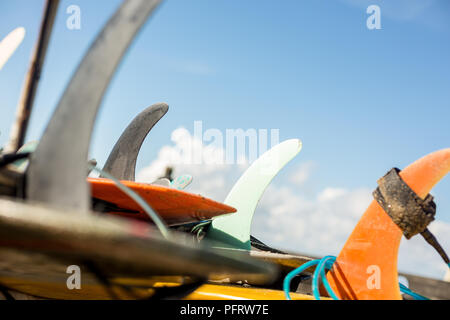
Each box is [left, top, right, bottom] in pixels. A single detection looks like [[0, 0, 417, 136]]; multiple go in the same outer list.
[[102, 103, 168, 181], [8, 140, 39, 172], [151, 178, 171, 187], [0, 27, 25, 70], [205, 139, 302, 250], [444, 269, 450, 283], [26, 0, 163, 212]]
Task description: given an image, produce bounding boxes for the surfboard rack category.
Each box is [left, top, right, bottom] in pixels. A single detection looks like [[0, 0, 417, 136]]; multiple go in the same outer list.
[[0, 198, 278, 299]]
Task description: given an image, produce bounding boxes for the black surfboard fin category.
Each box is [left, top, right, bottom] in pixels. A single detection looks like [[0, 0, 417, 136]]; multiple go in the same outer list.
[[101, 103, 168, 181]]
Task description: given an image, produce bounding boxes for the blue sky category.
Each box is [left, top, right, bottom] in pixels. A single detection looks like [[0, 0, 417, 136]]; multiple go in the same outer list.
[[1, 1, 450, 277]]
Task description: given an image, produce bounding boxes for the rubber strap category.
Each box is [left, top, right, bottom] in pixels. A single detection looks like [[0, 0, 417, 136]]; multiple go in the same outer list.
[[373, 168, 435, 239], [373, 168, 449, 265]]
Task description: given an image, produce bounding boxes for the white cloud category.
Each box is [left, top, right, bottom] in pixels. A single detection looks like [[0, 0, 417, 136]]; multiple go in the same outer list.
[[399, 221, 450, 278], [137, 127, 246, 201], [252, 185, 372, 257], [290, 161, 317, 186], [137, 128, 450, 280]]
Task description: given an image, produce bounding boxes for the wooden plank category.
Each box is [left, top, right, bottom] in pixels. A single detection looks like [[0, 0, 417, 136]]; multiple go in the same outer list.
[[400, 273, 450, 300]]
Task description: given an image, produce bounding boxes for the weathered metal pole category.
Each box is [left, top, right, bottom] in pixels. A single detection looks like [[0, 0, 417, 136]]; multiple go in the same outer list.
[[6, 0, 60, 153], [27, 0, 163, 212]]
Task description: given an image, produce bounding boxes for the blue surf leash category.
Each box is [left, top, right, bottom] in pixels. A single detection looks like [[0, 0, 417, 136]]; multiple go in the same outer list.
[[283, 255, 431, 300]]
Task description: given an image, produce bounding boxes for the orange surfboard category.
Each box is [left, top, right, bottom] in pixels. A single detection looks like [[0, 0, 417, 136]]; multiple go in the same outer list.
[[88, 178, 236, 225]]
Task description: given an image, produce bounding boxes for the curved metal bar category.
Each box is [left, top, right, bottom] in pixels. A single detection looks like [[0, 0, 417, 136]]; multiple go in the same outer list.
[[27, 0, 163, 212]]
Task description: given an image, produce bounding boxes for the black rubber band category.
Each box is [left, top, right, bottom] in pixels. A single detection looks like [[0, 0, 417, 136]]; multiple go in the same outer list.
[[373, 168, 449, 265], [373, 168, 435, 239]]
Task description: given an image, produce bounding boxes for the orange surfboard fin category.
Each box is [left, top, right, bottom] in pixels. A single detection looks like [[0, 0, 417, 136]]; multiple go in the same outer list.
[[326, 148, 450, 300]]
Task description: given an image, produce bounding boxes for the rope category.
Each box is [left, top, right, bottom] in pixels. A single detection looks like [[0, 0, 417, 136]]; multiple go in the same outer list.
[[283, 255, 431, 300], [312, 256, 339, 300], [399, 283, 429, 300]]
